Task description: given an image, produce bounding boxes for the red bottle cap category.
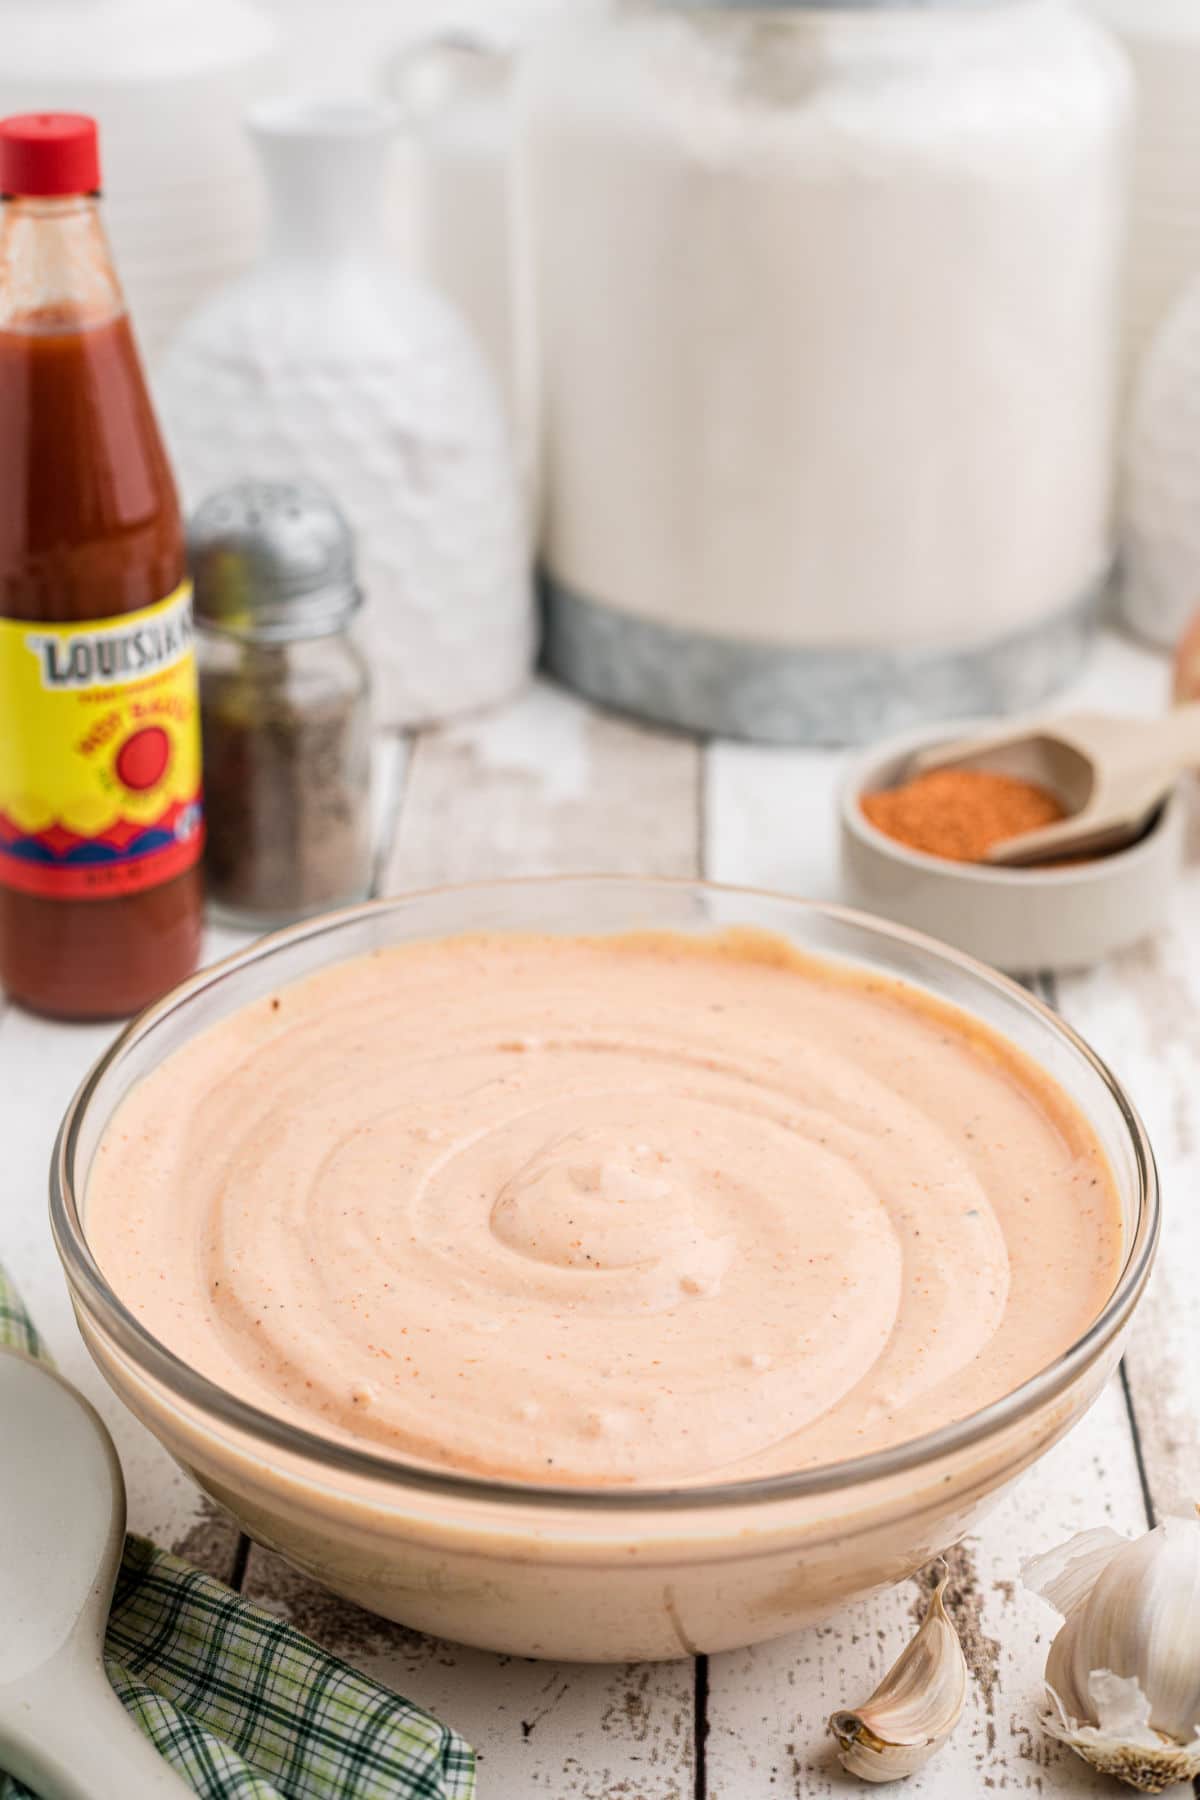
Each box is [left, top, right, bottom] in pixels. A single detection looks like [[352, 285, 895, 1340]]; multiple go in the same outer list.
[[0, 114, 101, 198]]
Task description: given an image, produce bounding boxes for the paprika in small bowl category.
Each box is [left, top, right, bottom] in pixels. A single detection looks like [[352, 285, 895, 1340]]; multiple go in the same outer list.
[[840, 722, 1183, 974]]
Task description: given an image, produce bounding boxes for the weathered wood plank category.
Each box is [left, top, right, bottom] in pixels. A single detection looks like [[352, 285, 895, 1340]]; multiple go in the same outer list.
[[382, 677, 701, 888], [1053, 818, 1200, 1527], [703, 1383, 1156, 1798], [244, 676, 704, 1796], [1034, 632, 1196, 1547], [701, 632, 1174, 1796], [706, 742, 849, 901], [244, 1551, 696, 1799]]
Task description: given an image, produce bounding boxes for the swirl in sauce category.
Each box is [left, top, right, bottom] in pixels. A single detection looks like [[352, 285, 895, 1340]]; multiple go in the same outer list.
[[86, 931, 1123, 1486]]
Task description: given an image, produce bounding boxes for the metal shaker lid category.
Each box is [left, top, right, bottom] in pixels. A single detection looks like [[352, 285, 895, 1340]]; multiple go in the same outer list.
[[188, 479, 362, 643]]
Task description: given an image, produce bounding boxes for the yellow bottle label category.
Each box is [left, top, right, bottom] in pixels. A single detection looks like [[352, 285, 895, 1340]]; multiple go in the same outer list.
[[0, 583, 204, 900]]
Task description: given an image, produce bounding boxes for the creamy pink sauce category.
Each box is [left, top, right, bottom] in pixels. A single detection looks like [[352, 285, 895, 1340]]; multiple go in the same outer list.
[[86, 931, 1123, 1487]]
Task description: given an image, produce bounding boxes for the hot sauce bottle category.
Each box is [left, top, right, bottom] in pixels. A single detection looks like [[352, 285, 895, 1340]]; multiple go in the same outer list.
[[0, 115, 204, 1018]]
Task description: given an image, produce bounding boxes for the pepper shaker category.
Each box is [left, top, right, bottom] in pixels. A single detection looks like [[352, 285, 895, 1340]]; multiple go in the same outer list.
[[190, 480, 373, 928]]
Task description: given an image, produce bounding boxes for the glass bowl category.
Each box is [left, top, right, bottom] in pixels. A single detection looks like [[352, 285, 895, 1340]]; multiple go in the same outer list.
[[51, 878, 1158, 1662]]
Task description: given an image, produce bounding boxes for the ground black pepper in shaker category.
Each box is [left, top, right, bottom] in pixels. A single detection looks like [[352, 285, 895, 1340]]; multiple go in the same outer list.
[[190, 481, 373, 928]]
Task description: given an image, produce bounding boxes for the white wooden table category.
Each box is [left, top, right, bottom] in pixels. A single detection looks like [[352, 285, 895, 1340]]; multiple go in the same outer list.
[[4, 626, 1196, 1799]]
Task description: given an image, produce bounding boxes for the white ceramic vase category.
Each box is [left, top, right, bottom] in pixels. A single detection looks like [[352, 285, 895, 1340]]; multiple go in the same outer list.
[[0, 0, 279, 360], [157, 98, 532, 727], [384, 0, 611, 480], [1086, 0, 1200, 406], [1121, 273, 1200, 648]]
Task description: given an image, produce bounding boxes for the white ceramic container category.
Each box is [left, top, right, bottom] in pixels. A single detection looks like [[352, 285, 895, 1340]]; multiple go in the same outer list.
[[1086, 0, 1200, 403], [0, 0, 279, 360], [384, 1, 610, 482], [388, 36, 518, 427], [840, 724, 1184, 974], [520, 0, 1130, 744], [157, 98, 533, 729]]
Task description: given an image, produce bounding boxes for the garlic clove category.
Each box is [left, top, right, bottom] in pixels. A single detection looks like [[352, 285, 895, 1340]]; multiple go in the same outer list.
[[1024, 1511, 1200, 1794], [1021, 1526, 1128, 1620], [829, 1571, 968, 1784], [1042, 1671, 1200, 1795]]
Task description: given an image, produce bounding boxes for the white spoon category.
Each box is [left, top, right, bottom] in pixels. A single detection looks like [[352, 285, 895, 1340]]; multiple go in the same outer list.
[[911, 706, 1200, 866], [0, 1349, 192, 1800]]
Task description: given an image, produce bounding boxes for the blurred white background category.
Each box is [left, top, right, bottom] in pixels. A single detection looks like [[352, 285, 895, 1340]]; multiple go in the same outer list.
[[0, 0, 605, 360]]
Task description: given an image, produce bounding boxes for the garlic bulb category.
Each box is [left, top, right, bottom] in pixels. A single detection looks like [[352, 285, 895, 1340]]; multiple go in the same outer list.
[[829, 1572, 967, 1783], [1023, 1512, 1200, 1794]]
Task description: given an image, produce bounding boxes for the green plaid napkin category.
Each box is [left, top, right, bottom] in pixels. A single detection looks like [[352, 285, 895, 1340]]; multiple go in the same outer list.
[[0, 1265, 476, 1800]]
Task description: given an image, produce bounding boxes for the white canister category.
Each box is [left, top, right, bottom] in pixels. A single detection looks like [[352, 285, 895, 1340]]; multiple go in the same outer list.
[[520, 0, 1131, 744], [0, 0, 279, 361], [157, 99, 533, 729]]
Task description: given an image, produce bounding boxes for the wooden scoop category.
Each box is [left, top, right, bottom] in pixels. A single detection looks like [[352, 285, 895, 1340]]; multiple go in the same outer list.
[[910, 706, 1200, 866]]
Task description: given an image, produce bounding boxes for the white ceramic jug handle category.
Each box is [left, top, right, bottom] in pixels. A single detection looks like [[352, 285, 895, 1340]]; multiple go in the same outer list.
[[0, 1664, 194, 1800], [383, 33, 511, 131]]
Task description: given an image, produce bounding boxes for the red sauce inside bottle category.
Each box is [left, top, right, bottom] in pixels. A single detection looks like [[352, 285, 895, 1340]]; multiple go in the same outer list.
[[0, 310, 203, 1019]]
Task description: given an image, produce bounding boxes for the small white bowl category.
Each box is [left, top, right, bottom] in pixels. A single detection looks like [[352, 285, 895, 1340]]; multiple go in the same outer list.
[[840, 723, 1185, 975]]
